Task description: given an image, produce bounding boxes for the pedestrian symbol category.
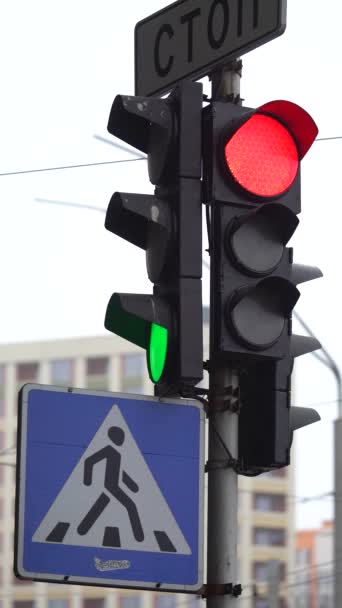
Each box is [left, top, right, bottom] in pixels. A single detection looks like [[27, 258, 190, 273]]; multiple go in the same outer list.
[[33, 405, 191, 555], [77, 425, 144, 544]]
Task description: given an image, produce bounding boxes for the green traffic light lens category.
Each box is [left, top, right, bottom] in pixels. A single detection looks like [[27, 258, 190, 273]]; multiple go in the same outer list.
[[148, 323, 168, 383]]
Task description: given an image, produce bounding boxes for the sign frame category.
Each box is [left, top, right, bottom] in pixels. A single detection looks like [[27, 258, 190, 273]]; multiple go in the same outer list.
[[14, 384, 205, 593], [135, 0, 287, 97]]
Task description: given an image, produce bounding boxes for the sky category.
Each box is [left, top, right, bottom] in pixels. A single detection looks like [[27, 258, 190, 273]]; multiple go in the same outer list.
[[0, 0, 342, 530]]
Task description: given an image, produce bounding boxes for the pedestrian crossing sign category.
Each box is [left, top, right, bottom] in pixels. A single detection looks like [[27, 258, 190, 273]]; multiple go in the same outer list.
[[14, 384, 205, 592]]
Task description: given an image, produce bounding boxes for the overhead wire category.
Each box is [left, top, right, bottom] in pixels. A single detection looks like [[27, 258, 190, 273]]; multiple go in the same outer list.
[[35, 198, 105, 213], [0, 157, 144, 177], [0, 131, 340, 178]]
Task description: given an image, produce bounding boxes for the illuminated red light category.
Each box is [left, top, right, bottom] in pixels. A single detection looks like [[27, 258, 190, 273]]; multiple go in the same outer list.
[[224, 114, 299, 198]]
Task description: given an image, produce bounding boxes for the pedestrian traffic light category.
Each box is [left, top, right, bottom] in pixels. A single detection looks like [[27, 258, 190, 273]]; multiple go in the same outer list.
[[104, 82, 203, 392], [203, 99, 322, 474]]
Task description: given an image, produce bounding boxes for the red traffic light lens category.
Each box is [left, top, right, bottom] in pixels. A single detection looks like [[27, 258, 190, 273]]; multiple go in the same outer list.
[[224, 114, 299, 198]]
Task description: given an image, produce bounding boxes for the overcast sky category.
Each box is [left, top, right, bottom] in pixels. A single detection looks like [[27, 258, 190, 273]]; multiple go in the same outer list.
[[0, 0, 341, 529]]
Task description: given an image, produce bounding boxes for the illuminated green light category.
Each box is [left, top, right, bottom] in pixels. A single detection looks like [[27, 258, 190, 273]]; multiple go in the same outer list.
[[148, 323, 168, 383]]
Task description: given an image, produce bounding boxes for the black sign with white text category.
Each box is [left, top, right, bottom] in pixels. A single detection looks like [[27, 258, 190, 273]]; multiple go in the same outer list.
[[135, 0, 286, 97]]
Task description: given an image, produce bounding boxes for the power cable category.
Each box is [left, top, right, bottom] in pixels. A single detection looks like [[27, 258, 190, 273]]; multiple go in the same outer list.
[[238, 572, 337, 602], [92, 134, 146, 159], [316, 135, 342, 142], [0, 157, 144, 177], [35, 198, 105, 213], [1, 130, 341, 179]]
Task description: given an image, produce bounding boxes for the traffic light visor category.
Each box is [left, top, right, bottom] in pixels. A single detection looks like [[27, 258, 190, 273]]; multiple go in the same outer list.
[[224, 113, 299, 198], [104, 294, 150, 350]]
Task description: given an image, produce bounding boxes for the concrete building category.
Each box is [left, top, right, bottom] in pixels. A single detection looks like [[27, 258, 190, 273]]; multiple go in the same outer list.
[[0, 328, 295, 608], [294, 521, 333, 608]]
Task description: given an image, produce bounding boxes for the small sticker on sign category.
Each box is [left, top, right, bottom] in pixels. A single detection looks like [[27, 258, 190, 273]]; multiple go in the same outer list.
[[94, 557, 131, 572]]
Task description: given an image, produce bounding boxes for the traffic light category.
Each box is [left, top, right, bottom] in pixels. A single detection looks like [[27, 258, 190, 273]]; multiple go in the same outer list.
[[104, 82, 203, 392], [203, 99, 322, 474]]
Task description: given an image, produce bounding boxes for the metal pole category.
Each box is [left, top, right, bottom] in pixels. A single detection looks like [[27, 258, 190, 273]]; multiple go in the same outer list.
[[206, 61, 241, 608], [207, 367, 239, 608]]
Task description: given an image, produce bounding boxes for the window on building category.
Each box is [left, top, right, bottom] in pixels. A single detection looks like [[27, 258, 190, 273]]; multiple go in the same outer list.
[[318, 591, 333, 608], [186, 600, 205, 608], [253, 493, 286, 512], [254, 601, 287, 608], [297, 548, 310, 566], [253, 527, 286, 546], [82, 600, 105, 608], [121, 354, 144, 394], [154, 596, 176, 608], [13, 602, 35, 608], [16, 363, 39, 389], [254, 600, 269, 608], [0, 365, 5, 417], [119, 596, 141, 608], [0, 431, 4, 449], [254, 600, 287, 608], [47, 601, 70, 608], [86, 357, 109, 390], [253, 561, 286, 583], [254, 562, 270, 582], [294, 596, 310, 608], [50, 359, 73, 386]]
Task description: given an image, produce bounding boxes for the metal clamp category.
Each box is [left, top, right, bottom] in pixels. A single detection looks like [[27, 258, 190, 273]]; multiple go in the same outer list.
[[208, 385, 240, 414], [205, 457, 239, 472], [201, 583, 242, 598]]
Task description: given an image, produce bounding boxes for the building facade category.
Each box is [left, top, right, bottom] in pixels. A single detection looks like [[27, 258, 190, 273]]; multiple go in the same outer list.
[[0, 329, 295, 608], [295, 521, 333, 608]]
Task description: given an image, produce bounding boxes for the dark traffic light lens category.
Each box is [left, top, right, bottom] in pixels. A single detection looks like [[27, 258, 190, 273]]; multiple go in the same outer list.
[[226, 203, 299, 276], [148, 323, 168, 383], [226, 278, 300, 350], [224, 114, 299, 197]]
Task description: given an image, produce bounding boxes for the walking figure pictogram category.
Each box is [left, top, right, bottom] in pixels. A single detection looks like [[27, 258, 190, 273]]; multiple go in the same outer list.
[[77, 426, 144, 542]]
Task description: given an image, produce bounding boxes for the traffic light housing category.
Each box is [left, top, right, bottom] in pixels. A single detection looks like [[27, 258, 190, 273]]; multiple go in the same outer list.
[[104, 82, 203, 392], [203, 99, 322, 474]]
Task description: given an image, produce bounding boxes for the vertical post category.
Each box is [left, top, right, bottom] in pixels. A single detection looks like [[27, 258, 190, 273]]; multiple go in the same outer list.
[[207, 367, 239, 608], [206, 60, 242, 608]]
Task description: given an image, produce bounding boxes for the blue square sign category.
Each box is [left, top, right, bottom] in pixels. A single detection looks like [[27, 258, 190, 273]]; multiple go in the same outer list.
[[15, 384, 205, 592]]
